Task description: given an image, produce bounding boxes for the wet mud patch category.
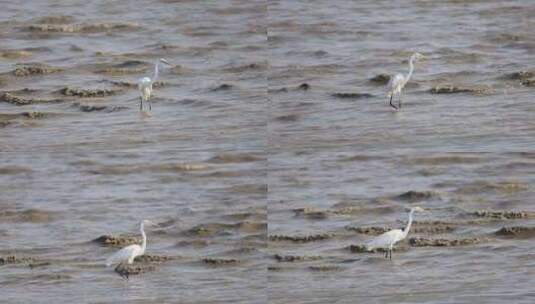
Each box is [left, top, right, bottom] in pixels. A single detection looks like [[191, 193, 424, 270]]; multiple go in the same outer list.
[[207, 153, 265, 164], [297, 83, 310, 91], [293, 208, 329, 220], [114, 263, 156, 278], [25, 22, 139, 33], [222, 62, 266, 73], [275, 114, 300, 122], [0, 209, 56, 223], [470, 210, 535, 219], [456, 181, 528, 195], [494, 226, 535, 238], [0, 255, 36, 265], [274, 254, 322, 262], [506, 71, 535, 81], [308, 265, 343, 272], [345, 226, 390, 235], [331, 92, 374, 99], [348, 244, 408, 253], [10, 63, 62, 76], [409, 237, 482, 247], [72, 103, 128, 113], [394, 190, 439, 202], [521, 79, 535, 87], [369, 73, 391, 84], [269, 233, 333, 243], [184, 221, 266, 237], [0, 50, 33, 59], [107, 80, 166, 89], [34, 15, 75, 24], [201, 257, 240, 266], [60, 87, 120, 97], [134, 254, 175, 263], [429, 84, 492, 95], [93, 235, 140, 247], [1, 92, 63, 105], [0, 165, 32, 175]]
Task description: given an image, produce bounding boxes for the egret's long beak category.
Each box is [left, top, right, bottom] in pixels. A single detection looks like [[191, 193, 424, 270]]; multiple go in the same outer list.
[[160, 59, 172, 66]]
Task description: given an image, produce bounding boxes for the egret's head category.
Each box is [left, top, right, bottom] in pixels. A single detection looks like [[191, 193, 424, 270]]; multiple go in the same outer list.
[[411, 52, 425, 61], [141, 219, 157, 226], [159, 58, 172, 66], [411, 206, 425, 212]]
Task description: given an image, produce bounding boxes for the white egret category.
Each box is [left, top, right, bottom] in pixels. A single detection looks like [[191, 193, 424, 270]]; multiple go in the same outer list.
[[386, 52, 424, 110], [106, 220, 155, 267], [138, 58, 172, 111], [366, 206, 425, 260]]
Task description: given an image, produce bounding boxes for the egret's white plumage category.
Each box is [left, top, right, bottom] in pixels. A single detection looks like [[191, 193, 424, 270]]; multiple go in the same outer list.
[[138, 58, 171, 111], [386, 52, 424, 110], [366, 206, 425, 259], [106, 220, 154, 267]]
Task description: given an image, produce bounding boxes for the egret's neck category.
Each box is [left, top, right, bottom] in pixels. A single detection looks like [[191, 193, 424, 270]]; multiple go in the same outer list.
[[405, 58, 415, 85], [152, 61, 160, 83], [140, 222, 147, 253], [403, 210, 414, 238]]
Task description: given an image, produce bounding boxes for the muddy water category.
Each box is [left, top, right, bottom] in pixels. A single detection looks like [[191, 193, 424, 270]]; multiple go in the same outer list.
[[1, 0, 534, 303]]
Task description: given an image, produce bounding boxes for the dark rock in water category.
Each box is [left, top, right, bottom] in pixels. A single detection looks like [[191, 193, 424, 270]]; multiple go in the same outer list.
[[369, 73, 391, 84], [429, 84, 491, 94], [93, 235, 140, 247], [494, 226, 535, 238], [60, 87, 118, 97], [202, 257, 239, 265], [293, 207, 329, 219], [297, 83, 310, 90], [521, 79, 535, 87], [396, 190, 437, 202], [331, 92, 373, 99], [409, 237, 481, 247], [211, 83, 233, 91], [268, 87, 288, 93], [269, 233, 332, 243], [471, 210, 534, 219], [0, 255, 36, 265], [308, 265, 342, 272]]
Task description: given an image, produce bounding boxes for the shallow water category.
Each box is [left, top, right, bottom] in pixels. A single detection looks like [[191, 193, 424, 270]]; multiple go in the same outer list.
[[1, 0, 534, 303]]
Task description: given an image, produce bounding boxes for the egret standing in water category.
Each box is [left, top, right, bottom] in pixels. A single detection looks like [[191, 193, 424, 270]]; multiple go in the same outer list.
[[386, 52, 424, 110], [106, 220, 155, 268], [138, 58, 172, 111], [366, 207, 425, 260]]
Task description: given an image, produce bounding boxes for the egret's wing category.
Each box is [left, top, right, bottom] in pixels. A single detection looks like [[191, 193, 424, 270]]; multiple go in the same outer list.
[[105, 245, 138, 267], [386, 74, 404, 94], [366, 229, 402, 250]]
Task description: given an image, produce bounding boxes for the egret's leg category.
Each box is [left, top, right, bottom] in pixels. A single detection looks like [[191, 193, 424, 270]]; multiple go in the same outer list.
[[140, 97, 143, 111], [389, 249, 392, 260], [389, 94, 397, 110], [384, 250, 388, 258], [399, 92, 402, 109], [149, 100, 151, 111]]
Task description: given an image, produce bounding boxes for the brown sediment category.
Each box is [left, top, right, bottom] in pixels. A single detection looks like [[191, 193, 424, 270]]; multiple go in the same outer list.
[[507, 71, 534, 80], [456, 181, 528, 195], [395, 190, 438, 202], [345, 226, 389, 235], [210, 84, 233, 91], [409, 237, 482, 247], [223, 62, 266, 73], [73, 103, 128, 113], [134, 254, 175, 263], [0, 255, 36, 265], [275, 114, 300, 122], [521, 79, 535, 87], [11, 64, 62, 76], [1, 92, 63, 105], [207, 153, 265, 164], [0, 50, 33, 59], [293, 208, 329, 220], [35, 15, 75, 24], [202, 258, 239, 265], [369, 73, 391, 84], [429, 84, 492, 94], [114, 263, 156, 277], [0, 165, 32, 174], [26, 22, 139, 33], [471, 210, 535, 219], [494, 226, 535, 238], [274, 254, 322, 262], [348, 244, 407, 253], [308, 265, 342, 272], [0, 209, 55, 223], [59, 87, 119, 97], [269, 233, 333, 243], [331, 92, 374, 99], [184, 221, 265, 237], [93, 235, 140, 247]]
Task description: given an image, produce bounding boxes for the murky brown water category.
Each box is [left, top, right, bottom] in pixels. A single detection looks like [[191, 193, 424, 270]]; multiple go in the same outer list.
[[1, 0, 534, 303]]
